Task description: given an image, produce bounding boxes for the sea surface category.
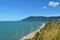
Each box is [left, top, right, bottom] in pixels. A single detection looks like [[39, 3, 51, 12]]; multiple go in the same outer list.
[[0, 21, 44, 40]]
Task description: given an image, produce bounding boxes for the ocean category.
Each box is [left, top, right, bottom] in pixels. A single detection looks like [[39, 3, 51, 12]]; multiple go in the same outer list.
[[0, 21, 44, 40]]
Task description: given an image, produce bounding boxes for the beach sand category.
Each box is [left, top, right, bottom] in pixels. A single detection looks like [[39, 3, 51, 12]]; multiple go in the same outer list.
[[20, 23, 46, 40]]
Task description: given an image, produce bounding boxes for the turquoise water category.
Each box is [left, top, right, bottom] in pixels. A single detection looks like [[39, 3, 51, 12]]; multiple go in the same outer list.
[[0, 21, 44, 40]]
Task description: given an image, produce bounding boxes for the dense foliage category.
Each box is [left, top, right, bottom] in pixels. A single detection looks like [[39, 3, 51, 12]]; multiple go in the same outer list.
[[21, 16, 60, 22]]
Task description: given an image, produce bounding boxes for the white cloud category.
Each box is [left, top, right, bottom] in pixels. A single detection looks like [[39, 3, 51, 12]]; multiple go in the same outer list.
[[43, 6, 47, 8], [48, 1, 59, 7]]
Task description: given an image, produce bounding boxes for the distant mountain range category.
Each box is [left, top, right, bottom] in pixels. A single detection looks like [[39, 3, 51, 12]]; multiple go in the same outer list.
[[21, 16, 60, 22]]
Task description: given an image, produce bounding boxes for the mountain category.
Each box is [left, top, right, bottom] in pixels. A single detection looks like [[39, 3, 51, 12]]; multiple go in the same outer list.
[[20, 16, 60, 40], [21, 16, 60, 22]]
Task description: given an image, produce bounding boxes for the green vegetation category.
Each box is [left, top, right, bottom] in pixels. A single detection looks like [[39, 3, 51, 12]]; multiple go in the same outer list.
[[25, 21, 60, 40], [21, 16, 60, 22]]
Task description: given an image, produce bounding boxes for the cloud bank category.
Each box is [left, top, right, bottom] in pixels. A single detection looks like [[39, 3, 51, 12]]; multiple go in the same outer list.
[[48, 1, 59, 7]]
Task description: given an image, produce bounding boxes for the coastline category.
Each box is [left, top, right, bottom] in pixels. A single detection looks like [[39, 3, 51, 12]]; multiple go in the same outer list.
[[20, 23, 46, 40]]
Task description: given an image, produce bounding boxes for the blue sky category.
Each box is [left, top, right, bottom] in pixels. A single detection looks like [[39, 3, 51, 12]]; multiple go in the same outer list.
[[0, 0, 60, 21]]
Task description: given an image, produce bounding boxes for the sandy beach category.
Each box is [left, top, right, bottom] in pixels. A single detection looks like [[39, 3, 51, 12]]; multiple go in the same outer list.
[[20, 23, 46, 40]]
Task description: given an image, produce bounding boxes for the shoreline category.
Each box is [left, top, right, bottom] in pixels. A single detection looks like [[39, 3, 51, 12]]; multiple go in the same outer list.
[[20, 23, 46, 40]]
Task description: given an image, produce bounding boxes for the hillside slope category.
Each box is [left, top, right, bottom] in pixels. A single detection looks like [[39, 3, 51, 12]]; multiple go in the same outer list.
[[25, 21, 60, 40]]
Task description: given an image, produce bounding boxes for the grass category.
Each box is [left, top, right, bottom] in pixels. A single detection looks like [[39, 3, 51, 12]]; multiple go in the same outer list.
[[25, 21, 60, 40]]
